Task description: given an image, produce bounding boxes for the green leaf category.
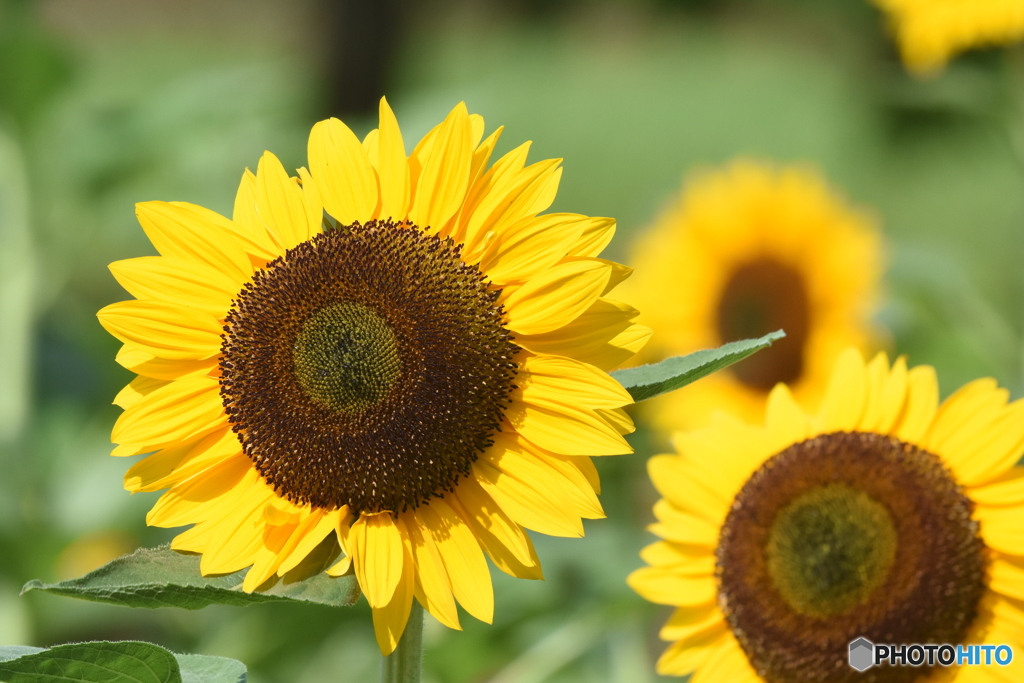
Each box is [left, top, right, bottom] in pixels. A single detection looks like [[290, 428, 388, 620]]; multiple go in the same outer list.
[[611, 331, 786, 403], [0, 641, 180, 683], [22, 543, 358, 611], [0, 642, 248, 683]]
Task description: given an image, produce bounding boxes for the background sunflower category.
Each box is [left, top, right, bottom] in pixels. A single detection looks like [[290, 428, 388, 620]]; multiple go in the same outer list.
[[4, 0, 1024, 680], [630, 349, 1024, 681], [625, 160, 883, 431], [872, 0, 1024, 74]]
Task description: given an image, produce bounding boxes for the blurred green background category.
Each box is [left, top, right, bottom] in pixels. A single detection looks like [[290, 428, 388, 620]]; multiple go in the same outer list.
[[2, 0, 1023, 681]]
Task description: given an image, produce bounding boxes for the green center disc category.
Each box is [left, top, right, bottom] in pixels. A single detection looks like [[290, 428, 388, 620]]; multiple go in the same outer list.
[[293, 302, 401, 412], [766, 483, 897, 618]]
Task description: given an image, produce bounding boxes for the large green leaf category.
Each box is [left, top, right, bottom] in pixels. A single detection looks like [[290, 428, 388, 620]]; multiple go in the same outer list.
[[22, 543, 358, 611], [0, 641, 245, 683], [611, 331, 785, 402]]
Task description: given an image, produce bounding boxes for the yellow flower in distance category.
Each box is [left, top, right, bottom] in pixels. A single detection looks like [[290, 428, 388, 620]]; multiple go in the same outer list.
[[626, 161, 882, 431], [873, 0, 1024, 74], [629, 348, 1024, 682], [98, 99, 650, 654]]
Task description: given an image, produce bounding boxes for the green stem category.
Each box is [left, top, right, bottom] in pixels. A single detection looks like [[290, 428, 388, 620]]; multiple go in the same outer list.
[[380, 601, 424, 683]]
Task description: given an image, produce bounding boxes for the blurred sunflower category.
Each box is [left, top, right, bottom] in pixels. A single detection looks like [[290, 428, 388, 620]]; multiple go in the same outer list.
[[625, 161, 882, 431], [629, 348, 1024, 681], [98, 99, 649, 654], [872, 0, 1024, 74]]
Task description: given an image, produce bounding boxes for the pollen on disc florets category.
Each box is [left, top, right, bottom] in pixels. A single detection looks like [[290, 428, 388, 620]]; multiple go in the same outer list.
[[219, 219, 521, 515], [716, 431, 987, 683]]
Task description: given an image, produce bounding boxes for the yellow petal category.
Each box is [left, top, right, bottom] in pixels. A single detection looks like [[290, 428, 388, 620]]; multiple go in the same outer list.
[[478, 213, 589, 285], [565, 217, 615, 258], [296, 167, 324, 235], [115, 345, 216, 381], [170, 520, 215, 553], [417, 497, 493, 623], [254, 151, 318, 249], [490, 164, 561, 235], [970, 470, 1024, 507], [468, 113, 485, 147], [124, 426, 239, 492], [458, 126, 503, 231], [655, 624, 728, 677], [404, 514, 461, 630], [351, 512, 405, 609], [867, 354, 909, 434], [816, 348, 867, 431], [278, 509, 345, 575], [232, 169, 282, 258], [925, 378, 1005, 448], [649, 499, 719, 547], [506, 398, 631, 456], [569, 257, 631, 296], [109, 256, 237, 314], [473, 455, 584, 538], [595, 406, 635, 436], [639, 542, 715, 573], [98, 301, 222, 361], [373, 97, 410, 221], [112, 373, 225, 449], [327, 510, 354, 576], [450, 139, 527, 244], [113, 376, 167, 410], [572, 454, 601, 494], [946, 399, 1024, 487], [408, 102, 472, 231], [202, 481, 277, 576], [451, 476, 536, 572], [308, 117, 379, 224], [488, 433, 604, 520], [326, 554, 352, 577], [146, 455, 253, 528], [529, 450, 605, 519], [648, 455, 730, 522], [689, 630, 760, 683], [516, 353, 631, 410], [516, 298, 649, 371], [990, 557, 1024, 601], [463, 158, 562, 251], [976, 505, 1024, 556], [764, 384, 809, 444], [626, 566, 717, 606], [892, 364, 939, 443], [135, 201, 251, 281], [242, 521, 297, 592], [659, 604, 724, 642], [503, 259, 612, 336], [371, 526, 415, 656]]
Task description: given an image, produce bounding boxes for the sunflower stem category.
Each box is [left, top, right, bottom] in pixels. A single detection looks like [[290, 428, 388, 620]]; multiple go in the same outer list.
[[381, 602, 424, 683]]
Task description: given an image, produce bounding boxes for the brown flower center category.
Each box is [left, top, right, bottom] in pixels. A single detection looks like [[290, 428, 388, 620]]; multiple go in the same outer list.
[[219, 220, 520, 514], [716, 258, 810, 391], [716, 431, 987, 683]]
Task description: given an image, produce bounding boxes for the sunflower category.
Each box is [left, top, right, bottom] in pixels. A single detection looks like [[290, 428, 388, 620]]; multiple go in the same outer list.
[[624, 161, 882, 431], [629, 348, 1024, 682], [872, 0, 1024, 74], [98, 99, 650, 654]]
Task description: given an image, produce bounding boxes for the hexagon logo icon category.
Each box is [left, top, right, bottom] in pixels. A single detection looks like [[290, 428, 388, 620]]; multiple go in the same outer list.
[[849, 638, 874, 672]]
